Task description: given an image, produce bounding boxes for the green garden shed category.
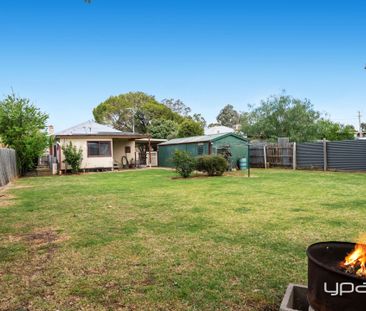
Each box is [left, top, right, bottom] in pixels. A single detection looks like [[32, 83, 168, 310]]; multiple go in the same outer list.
[[158, 133, 249, 168]]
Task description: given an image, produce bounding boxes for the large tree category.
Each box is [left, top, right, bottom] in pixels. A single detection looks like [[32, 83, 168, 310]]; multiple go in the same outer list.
[[0, 94, 48, 175], [240, 93, 321, 142], [93, 92, 182, 133], [216, 104, 240, 128], [177, 119, 204, 138]]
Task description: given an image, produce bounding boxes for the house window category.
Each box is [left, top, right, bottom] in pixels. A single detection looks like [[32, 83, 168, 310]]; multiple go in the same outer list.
[[125, 146, 131, 153], [197, 144, 204, 155], [87, 141, 111, 157]]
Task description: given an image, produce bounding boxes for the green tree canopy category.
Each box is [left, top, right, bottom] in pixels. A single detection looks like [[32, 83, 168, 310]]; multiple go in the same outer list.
[[190, 113, 207, 128], [240, 93, 356, 142], [162, 98, 191, 116], [316, 119, 355, 141], [240, 93, 320, 142], [147, 119, 179, 139], [177, 119, 204, 138], [0, 94, 49, 175], [216, 104, 240, 128], [93, 92, 183, 133], [93, 92, 206, 139]]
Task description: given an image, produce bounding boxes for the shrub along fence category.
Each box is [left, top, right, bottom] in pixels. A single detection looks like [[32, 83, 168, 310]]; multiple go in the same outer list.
[[250, 140, 366, 172], [0, 148, 17, 187]]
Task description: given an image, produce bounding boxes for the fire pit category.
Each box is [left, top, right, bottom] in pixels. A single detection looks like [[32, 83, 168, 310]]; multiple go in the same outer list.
[[307, 241, 366, 311]]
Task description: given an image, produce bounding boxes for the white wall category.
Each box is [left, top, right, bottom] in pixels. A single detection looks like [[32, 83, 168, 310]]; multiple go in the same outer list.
[[113, 139, 136, 165], [59, 137, 113, 170]]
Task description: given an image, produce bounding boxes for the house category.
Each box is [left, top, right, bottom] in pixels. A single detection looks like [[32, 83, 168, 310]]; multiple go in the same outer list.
[[54, 120, 165, 172], [158, 132, 249, 168], [204, 125, 234, 135]]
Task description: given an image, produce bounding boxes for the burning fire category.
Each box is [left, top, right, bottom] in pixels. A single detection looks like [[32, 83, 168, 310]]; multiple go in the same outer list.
[[341, 235, 366, 278]]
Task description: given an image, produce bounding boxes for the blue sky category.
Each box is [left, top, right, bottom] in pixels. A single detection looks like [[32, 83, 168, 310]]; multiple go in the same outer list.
[[1, 0, 365, 131]]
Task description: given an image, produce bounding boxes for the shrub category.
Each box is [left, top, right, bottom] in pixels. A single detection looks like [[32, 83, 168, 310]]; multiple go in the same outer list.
[[196, 155, 228, 176], [172, 150, 196, 178], [62, 142, 83, 173]]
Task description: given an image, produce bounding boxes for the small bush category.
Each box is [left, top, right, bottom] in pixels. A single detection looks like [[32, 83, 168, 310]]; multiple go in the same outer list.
[[62, 142, 83, 173], [172, 150, 196, 178], [196, 155, 228, 176]]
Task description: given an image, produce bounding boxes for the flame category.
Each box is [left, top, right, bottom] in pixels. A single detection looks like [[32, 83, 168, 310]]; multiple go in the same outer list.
[[342, 235, 366, 278]]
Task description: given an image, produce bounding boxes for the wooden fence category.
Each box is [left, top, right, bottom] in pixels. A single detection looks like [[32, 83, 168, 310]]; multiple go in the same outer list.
[[250, 143, 294, 168], [0, 148, 17, 187]]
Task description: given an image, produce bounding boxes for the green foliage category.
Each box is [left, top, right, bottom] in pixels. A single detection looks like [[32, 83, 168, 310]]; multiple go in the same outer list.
[[196, 155, 228, 176], [162, 98, 191, 116], [216, 104, 240, 128], [240, 93, 320, 142], [177, 119, 204, 138], [239, 93, 356, 142], [189, 113, 207, 128], [172, 150, 196, 178], [62, 142, 83, 173], [93, 92, 183, 133], [316, 119, 355, 141], [147, 119, 179, 139], [0, 94, 48, 175]]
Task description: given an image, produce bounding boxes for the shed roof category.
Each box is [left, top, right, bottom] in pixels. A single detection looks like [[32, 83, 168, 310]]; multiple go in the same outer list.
[[158, 132, 247, 146], [56, 120, 148, 138]]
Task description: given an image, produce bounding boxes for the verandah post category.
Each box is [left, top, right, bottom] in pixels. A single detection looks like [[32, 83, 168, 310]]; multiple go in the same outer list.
[[148, 136, 152, 168]]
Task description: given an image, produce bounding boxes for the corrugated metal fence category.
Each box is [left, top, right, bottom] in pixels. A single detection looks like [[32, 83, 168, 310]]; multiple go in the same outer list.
[[251, 140, 366, 172], [0, 148, 17, 186], [296, 142, 324, 169], [297, 140, 366, 171]]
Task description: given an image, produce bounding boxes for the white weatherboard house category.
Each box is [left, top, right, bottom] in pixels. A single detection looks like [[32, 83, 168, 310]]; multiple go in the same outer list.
[[54, 121, 164, 172]]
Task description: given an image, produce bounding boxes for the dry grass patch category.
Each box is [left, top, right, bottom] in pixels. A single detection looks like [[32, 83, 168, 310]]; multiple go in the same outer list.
[[0, 193, 16, 207]]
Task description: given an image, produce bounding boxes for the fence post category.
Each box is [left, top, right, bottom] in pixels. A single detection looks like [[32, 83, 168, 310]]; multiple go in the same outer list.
[[263, 145, 267, 169], [323, 139, 327, 171], [293, 142, 297, 170]]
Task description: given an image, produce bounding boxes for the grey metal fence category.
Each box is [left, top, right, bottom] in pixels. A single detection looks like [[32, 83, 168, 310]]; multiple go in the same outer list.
[[251, 140, 366, 172], [0, 148, 17, 186], [296, 142, 324, 170], [296, 140, 366, 171], [327, 140, 366, 171]]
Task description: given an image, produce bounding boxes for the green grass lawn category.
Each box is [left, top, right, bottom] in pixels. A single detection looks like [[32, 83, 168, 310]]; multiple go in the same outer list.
[[0, 169, 365, 310]]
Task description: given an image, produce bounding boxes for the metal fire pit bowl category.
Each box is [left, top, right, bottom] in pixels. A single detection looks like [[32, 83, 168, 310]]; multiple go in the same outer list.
[[307, 241, 366, 311]]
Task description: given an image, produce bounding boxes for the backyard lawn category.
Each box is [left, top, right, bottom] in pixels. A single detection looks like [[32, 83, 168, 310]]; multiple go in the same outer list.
[[0, 169, 365, 310]]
